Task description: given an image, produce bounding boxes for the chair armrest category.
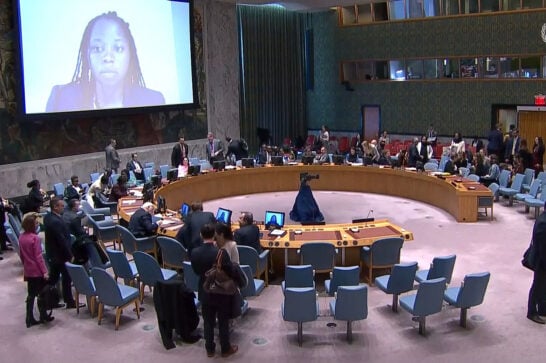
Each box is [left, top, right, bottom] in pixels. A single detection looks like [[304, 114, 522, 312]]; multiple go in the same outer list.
[[96, 220, 116, 229], [89, 213, 106, 221], [258, 250, 270, 259], [91, 207, 112, 217], [362, 246, 370, 252]]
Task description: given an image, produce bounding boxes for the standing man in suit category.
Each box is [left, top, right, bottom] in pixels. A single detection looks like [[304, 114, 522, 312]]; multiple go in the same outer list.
[[129, 202, 159, 238], [171, 136, 189, 168], [190, 224, 239, 358], [527, 202, 546, 324], [487, 123, 504, 158], [44, 197, 81, 309], [234, 212, 262, 253], [175, 201, 216, 256], [205, 132, 224, 164], [504, 128, 521, 165], [105, 139, 120, 173], [225, 137, 248, 163], [126, 153, 145, 182]]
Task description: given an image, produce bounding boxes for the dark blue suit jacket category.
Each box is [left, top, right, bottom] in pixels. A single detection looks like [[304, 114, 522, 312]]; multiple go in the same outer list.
[[128, 208, 158, 237], [44, 212, 72, 264], [234, 224, 262, 253]]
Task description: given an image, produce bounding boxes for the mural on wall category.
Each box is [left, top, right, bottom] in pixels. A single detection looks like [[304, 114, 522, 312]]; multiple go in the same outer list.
[[0, 0, 207, 165]]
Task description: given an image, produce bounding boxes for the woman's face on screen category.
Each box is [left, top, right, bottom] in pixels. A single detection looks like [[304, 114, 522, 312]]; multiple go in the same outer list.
[[88, 18, 131, 88]]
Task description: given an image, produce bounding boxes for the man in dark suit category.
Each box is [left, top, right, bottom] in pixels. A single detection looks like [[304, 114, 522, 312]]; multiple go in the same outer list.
[[190, 224, 238, 358], [527, 203, 546, 324], [129, 202, 159, 237], [225, 137, 248, 162], [175, 201, 216, 256], [504, 128, 520, 164], [487, 123, 504, 158], [64, 175, 84, 202], [105, 139, 120, 173], [126, 153, 145, 182], [44, 197, 80, 309], [234, 212, 262, 253], [171, 136, 189, 168], [407, 137, 420, 168], [205, 132, 224, 164]]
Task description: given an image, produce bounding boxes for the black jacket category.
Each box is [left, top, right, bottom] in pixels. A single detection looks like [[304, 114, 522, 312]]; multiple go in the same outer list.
[[129, 208, 158, 237], [234, 224, 262, 253], [44, 212, 73, 264], [175, 211, 216, 255]]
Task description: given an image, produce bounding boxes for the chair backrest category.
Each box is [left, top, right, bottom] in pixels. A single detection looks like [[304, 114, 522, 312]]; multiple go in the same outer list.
[[109, 174, 119, 186], [456, 272, 491, 308], [328, 266, 360, 295], [158, 165, 169, 179], [284, 265, 314, 289], [413, 277, 446, 316], [370, 237, 404, 266], [116, 225, 137, 255], [537, 171, 546, 185], [387, 261, 418, 293], [523, 168, 535, 186], [333, 285, 368, 322], [143, 167, 154, 182], [527, 179, 542, 198], [488, 182, 500, 197], [8, 213, 22, 238], [144, 162, 155, 169], [133, 251, 164, 286], [65, 262, 96, 295], [426, 254, 456, 283], [466, 174, 480, 182], [459, 167, 470, 177], [283, 287, 317, 323], [85, 242, 110, 270], [156, 236, 187, 268], [509, 173, 525, 192], [106, 248, 135, 280], [90, 172, 100, 183], [237, 245, 259, 273], [182, 261, 199, 292], [438, 155, 449, 172], [6, 229, 20, 255], [299, 242, 337, 272], [240, 265, 257, 297], [189, 157, 200, 166], [91, 267, 123, 306], [53, 182, 65, 197], [498, 169, 511, 188], [424, 162, 438, 172]]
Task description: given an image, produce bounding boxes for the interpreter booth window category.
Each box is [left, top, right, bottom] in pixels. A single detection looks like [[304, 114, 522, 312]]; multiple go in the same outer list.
[[374, 61, 390, 79], [481, 0, 500, 12], [443, 0, 460, 14], [357, 4, 373, 23], [520, 56, 540, 78], [541, 56, 546, 78], [480, 57, 499, 78], [340, 6, 357, 25], [373, 2, 389, 21], [406, 59, 424, 79], [389, 60, 406, 80], [407, 0, 425, 17], [342, 62, 357, 81], [424, 0, 441, 16], [443, 58, 460, 78], [522, 0, 544, 10], [460, 58, 479, 78], [461, 0, 479, 14], [388, 0, 406, 20], [356, 61, 374, 81], [498, 57, 519, 78], [424, 59, 443, 79]]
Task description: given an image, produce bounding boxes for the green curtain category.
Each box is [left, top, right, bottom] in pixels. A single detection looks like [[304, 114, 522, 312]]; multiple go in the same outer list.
[[237, 5, 307, 154]]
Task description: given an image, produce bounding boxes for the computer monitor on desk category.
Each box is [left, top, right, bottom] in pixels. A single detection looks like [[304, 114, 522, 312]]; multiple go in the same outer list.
[[180, 202, 190, 219], [265, 210, 285, 229], [216, 207, 232, 224], [213, 160, 226, 171], [301, 155, 314, 165], [332, 155, 345, 165], [167, 168, 178, 182], [241, 158, 255, 168], [270, 156, 284, 166], [188, 165, 201, 176]]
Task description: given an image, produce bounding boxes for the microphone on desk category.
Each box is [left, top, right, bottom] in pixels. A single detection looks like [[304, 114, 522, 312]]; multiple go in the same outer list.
[[365, 209, 374, 227]]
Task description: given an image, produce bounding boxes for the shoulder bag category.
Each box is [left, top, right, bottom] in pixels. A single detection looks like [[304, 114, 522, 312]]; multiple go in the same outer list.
[[203, 250, 238, 295], [522, 240, 539, 271]]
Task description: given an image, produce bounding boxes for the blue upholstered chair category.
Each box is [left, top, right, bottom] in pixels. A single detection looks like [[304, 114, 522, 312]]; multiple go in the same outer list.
[[133, 251, 177, 302], [182, 261, 200, 293], [415, 254, 456, 284], [237, 245, 270, 286], [488, 182, 500, 202], [6, 229, 20, 256], [86, 213, 117, 250], [297, 242, 338, 274], [85, 240, 111, 270], [144, 162, 155, 169], [81, 200, 112, 219], [424, 162, 438, 172], [515, 179, 541, 208], [143, 167, 154, 182], [466, 174, 480, 182], [282, 287, 319, 346], [498, 173, 525, 206], [156, 236, 187, 270], [524, 191, 546, 218], [521, 168, 535, 192], [53, 182, 65, 197], [458, 167, 470, 177], [8, 213, 22, 238], [91, 267, 140, 330], [106, 248, 138, 286], [375, 261, 418, 312], [281, 265, 315, 292], [159, 164, 170, 179], [498, 169, 511, 188], [65, 262, 97, 316], [240, 264, 265, 297], [444, 272, 490, 328], [399, 277, 446, 335], [360, 237, 404, 285], [324, 266, 360, 296], [329, 285, 368, 343], [116, 225, 157, 258], [90, 172, 100, 183]]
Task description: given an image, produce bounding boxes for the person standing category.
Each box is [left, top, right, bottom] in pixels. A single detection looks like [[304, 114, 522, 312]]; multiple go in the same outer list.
[[320, 125, 330, 149], [225, 137, 249, 162], [175, 201, 216, 256], [527, 204, 546, 324], [234, 212, 262, 253], [205, 132, 224, 164], [105, 139, 120, 173], [44, 197, 81, 309], [487, 123, 504, 158], [19, 213, 54, 327], [0, 196, 14, 256], [190, 224, 239, 358], [171, 136, 189, 168], [533, 136, 545, 177], [504, 129, 520, 165]]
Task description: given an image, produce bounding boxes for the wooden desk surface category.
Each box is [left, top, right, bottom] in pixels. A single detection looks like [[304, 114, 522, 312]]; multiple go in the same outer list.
[[154, 165, 492, 222]]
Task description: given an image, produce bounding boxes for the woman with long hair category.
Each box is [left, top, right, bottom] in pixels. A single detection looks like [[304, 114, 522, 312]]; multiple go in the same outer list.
[[19, 214, 54, 327], [214, 223, 239, 264]]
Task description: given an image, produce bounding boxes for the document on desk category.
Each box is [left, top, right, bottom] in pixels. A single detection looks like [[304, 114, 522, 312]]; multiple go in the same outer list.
[[269, 229, 286, 237]]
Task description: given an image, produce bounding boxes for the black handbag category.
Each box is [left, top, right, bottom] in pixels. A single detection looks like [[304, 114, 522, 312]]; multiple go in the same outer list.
[[203, 250, 238, 296], [39, 284, 61, 312], [522, 240, 539, 271]]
